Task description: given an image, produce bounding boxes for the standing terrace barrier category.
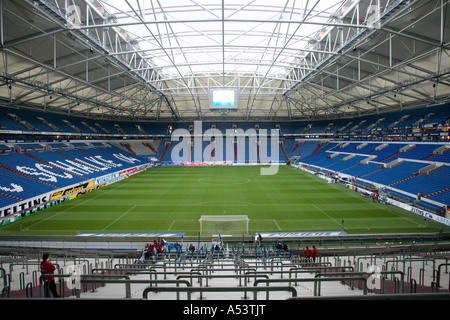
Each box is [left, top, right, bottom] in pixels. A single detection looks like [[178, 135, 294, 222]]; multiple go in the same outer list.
[[253, 276, 369, 298], [39, 273, 132, 298], [93, 266, 276, 299], [435, 263, 450, 291], [384, 256, 449, 286], [175, 274, 270, 300], [314, 271, 405, 294], [142, 285, 298, 300], [39, 274, 191, 299], [92, 267, 203, 287], [288, 292, 450, 300]]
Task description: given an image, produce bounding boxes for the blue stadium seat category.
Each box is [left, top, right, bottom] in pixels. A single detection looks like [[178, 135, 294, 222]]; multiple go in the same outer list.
[[363, 161, 428, 186], [393, 166, 450, 197]]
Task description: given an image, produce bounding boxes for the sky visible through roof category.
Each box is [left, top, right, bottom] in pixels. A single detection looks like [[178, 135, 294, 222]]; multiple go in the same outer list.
[[98, 0, 346, 79]]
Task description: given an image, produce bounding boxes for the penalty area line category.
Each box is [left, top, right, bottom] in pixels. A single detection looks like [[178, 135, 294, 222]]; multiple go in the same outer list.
[[273, 219, 281, 231], [168, 220, 176, 232]]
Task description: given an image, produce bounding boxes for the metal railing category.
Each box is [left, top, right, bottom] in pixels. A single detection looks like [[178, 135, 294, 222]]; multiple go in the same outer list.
[[2, 246, 449, 299], [288, 292, 450, 300], [142, 285, 298, 300], [253, 277, 369, 298], [39, 274, 191, 299]]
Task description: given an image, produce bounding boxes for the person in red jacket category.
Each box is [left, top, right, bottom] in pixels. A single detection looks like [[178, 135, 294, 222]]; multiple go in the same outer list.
[[40, 253, 59, 298], [303, 246, 311, 260], [312, 246, 318, 262]]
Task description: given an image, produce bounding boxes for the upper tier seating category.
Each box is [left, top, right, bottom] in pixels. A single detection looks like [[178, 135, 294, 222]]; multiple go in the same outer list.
[[389, 144, 440, 162], [1, 103, 448, 136]]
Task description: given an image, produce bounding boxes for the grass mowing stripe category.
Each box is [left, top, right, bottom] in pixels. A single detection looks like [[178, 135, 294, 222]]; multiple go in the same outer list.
[[102, 205, 137, 231], [312, 204, 343, 229], [0, 165, 448, 236]]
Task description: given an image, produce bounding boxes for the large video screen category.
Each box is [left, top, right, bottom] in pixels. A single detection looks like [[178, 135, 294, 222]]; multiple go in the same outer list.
[[208, 88, 239, 110]]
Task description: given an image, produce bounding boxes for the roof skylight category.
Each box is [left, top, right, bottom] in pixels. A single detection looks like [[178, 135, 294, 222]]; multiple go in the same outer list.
[[98, 0, 346, 78]]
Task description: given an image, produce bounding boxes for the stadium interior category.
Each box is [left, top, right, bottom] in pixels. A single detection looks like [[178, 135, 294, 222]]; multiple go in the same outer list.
[[0, 0, 450, 304]]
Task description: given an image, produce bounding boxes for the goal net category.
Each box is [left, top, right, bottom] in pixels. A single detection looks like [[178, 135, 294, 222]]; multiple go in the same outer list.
[[199, 215, 249, 236]]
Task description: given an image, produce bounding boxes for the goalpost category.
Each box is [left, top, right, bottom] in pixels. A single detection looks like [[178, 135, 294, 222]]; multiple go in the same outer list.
[[199, 215, 249, 236]]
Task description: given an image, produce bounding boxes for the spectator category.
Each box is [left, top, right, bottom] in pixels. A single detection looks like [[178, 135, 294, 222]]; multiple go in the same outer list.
[[312, 246, 318, 262], [154, 239, 161, 254], [303, 246, 311, 260], [276, 242, 282, 251], [257, 233, 262, 246], [40, 253, 59, 298], [145, 244, 150, 259]]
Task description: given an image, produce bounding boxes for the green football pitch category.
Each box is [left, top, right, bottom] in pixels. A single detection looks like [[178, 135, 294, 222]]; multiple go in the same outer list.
[[0, 165, 448, 237]]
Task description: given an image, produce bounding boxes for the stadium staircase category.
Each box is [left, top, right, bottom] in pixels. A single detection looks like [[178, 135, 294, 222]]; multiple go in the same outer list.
[[359, 167, 384, 178], [279, 143, 289, 162], [159, 142, 172, 162], [311, 142, 323, 155], [120, 143, 136, 155], [380, 151, 401, 163], [425, 187, 450, 199], [143, 142, 158, 154], [290, 142, 300, 156], [2, 242, 450, 300]]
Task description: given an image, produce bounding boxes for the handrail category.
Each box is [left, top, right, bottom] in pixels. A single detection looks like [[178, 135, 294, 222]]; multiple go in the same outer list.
[[314, 270, 405, 293], [79, 279, 191, 299], [385, 256, 447, 271], [91, 268, 157, 275], [39, 273, 191, 298], [436, 263, 450, 290], [289, 266, 354, 273], [191, 267, 257, 273], [224, 265, 355, 281], [176, 273, 270, 290], [385, 257, 449, 283], [39, 274, 71, 297], [114, 262, 213, 269], [175, 273, 270, 300], [0, 268, 7, 288], [91, 267, 202, 283], [91, 267, 157, 286], [9, 262, 61, 279], [142, 285, 298, 300], [254, 277, 368, 297], [10, 249, 448, 299], [287, 292, 450, 300], [40, 273, 131, 297]]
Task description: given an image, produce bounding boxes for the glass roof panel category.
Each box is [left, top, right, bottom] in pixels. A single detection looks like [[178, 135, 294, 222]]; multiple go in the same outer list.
[[99, 0, 346, 78]]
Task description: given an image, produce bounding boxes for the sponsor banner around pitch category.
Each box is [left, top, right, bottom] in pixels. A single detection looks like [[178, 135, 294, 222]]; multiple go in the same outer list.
[[67, 183, 107, 200], [76, 232, 185, 238], [0, 166, 146, 221], [0, 193, 67, 220], [386, 198, 450, 227], [51, 181, 95, 200], [257, 231, 347, 238]]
